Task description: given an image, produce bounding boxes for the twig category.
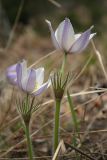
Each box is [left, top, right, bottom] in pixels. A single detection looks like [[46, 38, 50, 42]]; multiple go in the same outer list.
[[65, 142, 96, 160]]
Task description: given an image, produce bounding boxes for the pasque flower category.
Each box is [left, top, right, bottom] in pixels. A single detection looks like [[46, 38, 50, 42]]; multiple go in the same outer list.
[[6, 60, 51, 160], [6, 60, 50, 96], [46, 18, 96, 54]]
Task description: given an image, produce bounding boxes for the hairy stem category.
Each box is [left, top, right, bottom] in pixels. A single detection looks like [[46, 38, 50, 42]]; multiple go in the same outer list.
[[60, 52, 67, 75], [25, 124, 33, 160], [53, 99, 61, 153]]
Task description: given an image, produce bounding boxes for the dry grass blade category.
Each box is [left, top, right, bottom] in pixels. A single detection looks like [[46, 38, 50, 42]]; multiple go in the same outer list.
[[91, 39, 107, 81], [64, 89, 107, 97], [48, 0, 61, 8], [52, 140, 65, 160], [5, 0, 24, 51], [61, 127, 107, 137], [29, 50, 58, 68], [70, 54, 93, 85]]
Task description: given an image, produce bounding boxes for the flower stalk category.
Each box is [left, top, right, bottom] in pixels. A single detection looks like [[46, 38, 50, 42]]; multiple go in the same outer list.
[[17, 95, 35, 160], [51, 72, 70, 153], [53, 98, 61, 152], [24, 123, 33, 160], [16, 95, 41, 160], [60, 52, 67, 76]]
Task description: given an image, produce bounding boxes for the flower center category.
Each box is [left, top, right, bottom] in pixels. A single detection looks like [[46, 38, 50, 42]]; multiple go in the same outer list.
[[32, 82, 40, 93]]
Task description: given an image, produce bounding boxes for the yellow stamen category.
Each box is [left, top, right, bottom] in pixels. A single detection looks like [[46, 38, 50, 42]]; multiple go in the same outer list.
[[32, 83, 39, 93]]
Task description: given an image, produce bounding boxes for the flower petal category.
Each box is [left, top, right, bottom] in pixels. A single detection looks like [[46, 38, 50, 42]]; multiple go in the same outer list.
[[55, 18, 75, 51], [32, 81, 49, 96], [55, 20, 65, 48], [62, 18, 75, 51], [45, 20, 60, 49], [7, 64, 17, 72], [35, 67, 44, 86], [6, 72, 17, 85], [16, 60, 28, 89], [75, 33, 96, 40], [69, 26, 94, 53], [6, 64, 17, 85], [26, 69, 36, 92]]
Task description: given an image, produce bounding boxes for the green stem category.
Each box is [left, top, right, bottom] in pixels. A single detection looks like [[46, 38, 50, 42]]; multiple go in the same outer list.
[[53, 99, 61, 153], [25, 124, 33, 160], [60, 52, 67, 76]]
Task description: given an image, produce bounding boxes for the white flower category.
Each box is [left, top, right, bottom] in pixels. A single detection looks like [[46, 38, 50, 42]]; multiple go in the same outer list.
[[46, 18, 96, 54], [6, 60, 50, 96]]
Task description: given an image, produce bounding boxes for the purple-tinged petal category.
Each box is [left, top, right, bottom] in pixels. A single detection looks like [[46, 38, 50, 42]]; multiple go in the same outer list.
[[26, 69, 36, 92], [32, 81, 49, 96], [75, 33, 96, 41], [61, 18, 75, 51], [6, 72, 17, 85], [6, 64, 17, 85], [35, 67, 44, 86], [7, 64, 17, 73], [55, 18, 75, 50], [21, 69, 31, 91], [55, 20, 65, 48], [45, 20, 60, 49], [16, 60, 28, 89], [69, 26, 93, 53]]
